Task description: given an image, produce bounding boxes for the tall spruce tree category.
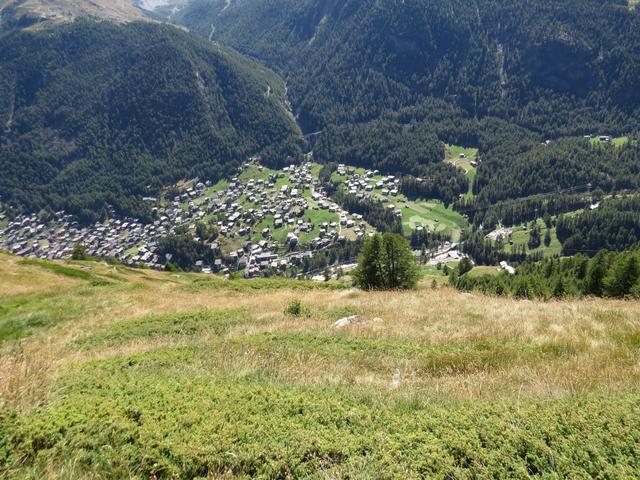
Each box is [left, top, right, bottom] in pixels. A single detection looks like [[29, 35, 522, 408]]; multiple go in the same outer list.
[[354, 233, 417, 290], [604, 254, 640, 298]]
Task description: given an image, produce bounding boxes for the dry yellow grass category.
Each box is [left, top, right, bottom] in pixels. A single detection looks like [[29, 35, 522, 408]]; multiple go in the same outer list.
[[1, 252, 640, 412], [0, 253, 81, 296]]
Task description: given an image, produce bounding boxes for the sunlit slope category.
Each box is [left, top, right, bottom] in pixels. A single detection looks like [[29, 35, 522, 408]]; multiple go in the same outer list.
[[1, 251, 639, 477]]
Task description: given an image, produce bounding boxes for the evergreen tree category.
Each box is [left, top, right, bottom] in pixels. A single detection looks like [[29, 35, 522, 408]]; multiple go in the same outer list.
[[604, 254, 640, 298], [71, 244, 88, 261], [458, 257, 474, 276], [584, 251, 609, 296], [354, 233, 417, 290], [551, 276, 566, 299], [528, 225, 542, 250], [381, 233, 418, 290], [353, 234, 385, 290]]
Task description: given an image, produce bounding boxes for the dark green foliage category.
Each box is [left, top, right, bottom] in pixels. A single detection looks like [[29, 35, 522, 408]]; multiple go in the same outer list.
[[409, 229, 448, 250], [314, 120, 466, 203], [454, 251, 640, 299], [180, 0, 640, 135], [584, 251, 610, 296], [354, 233, 417, 290], [527, 224, 542, 250], [300, 239, 363, 273], [0, 19, 301, 223], [71, 244, 88, 261], [457, 257, 474, 276], [458, 194, 592, 231], [156, 233, 218, 272], [195, 222, 218, 242], [474, 138, 640, 205], [172, 1, 640, 212], [604, 255, 640, 298], [315, 121, 444, 173], [557, 196, 640, 254], [400, 172, 467, 208], [332, 189, 403, 234]]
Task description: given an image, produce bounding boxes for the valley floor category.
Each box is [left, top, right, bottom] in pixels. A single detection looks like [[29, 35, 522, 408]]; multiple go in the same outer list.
[[1, 252, 640, 478]]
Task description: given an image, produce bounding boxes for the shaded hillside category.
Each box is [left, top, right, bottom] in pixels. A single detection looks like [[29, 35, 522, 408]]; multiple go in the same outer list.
[[0, 19, 302, 223], [177, 0, 640, 135]]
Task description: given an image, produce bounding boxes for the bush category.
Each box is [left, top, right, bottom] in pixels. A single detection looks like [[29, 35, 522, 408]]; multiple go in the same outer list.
[[284, 299, 308, 316], [71, 245, 88, 261]]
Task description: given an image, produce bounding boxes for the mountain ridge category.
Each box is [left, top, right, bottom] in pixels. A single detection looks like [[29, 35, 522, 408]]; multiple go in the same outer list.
[[0, 18, 302, 223]]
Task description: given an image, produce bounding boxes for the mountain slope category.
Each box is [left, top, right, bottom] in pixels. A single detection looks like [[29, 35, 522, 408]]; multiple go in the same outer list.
[[177, 0, 640, 135], [0, 0, 149, 31], [172, 0, 640, 208], [0, 19, 301, 222], [1, 251, 640, 477]]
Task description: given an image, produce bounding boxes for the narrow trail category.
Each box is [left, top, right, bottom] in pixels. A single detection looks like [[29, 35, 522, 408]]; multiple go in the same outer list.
[[220, 0, 231, 14]]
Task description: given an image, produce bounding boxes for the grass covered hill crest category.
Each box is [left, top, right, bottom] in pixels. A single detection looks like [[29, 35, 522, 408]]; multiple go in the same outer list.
[[0, 18, 302, 223], [1, 251, 640, 477]]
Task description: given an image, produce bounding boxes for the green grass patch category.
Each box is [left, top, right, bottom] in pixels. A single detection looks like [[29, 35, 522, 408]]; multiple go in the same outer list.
[[466, 265, 502, 278], [2, 344, 638, 478], [590, 136, 630, 147], [444, 145, 478, 199], [239, 164, 276, 183], [184, 276, 346, 293], [206, 178, 229, 196], [17, 258, 96, 281], [503, 219, 563, 258], [237, 332, 583, 376], [0, 285, 127, 343], [75, 309, 250, 349], [401, 200, 467, 239], [418, 265, 445, 276], [444, 144, 478, 173]]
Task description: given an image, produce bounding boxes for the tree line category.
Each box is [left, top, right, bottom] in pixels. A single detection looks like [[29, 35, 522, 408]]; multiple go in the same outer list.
[[453, 250, 640, 300]]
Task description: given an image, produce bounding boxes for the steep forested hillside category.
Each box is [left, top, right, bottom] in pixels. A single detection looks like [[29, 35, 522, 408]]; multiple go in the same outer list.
[[173, 0, 640, 207], [177, 0, 640, 135], [0, 19, 301, 222]]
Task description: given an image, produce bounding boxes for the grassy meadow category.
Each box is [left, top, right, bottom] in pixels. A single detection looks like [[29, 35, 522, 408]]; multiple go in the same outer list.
[[445, 144, 478, 199], [1, 252, 640, 478]]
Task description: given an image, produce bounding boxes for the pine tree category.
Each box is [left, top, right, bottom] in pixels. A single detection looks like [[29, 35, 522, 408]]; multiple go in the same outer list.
[[382, 233, 418, 289], [353, 233, 417, 290], [584, 251, 608, 296], [551, 276, 566, 298], [353, 234, 385, 289], [458, 257, 474, 275], [604, 254, 640, 298]]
